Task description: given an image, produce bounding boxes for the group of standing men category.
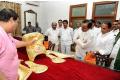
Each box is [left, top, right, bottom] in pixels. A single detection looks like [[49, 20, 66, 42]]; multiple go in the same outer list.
[[45, 19, 120, 71]]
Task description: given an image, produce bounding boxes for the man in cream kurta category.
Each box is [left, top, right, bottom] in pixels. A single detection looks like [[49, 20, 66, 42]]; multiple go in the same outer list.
[[94, 23, 115, 55], [73, 22, 81, 35], [73, 20, 94, 60], [90, 26, 101, 50], [59, 20, 73, 54], [111, 20, 119, 36], [45, 22, 59, 51]]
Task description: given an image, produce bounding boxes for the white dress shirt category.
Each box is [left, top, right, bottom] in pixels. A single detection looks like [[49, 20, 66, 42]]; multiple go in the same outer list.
[[94, 32, 115, 55], [90, 27, 101, 50], [73, 28, 94, 58], [45, 27, 59, 45], [111, 29, 119, 36], [91, 27, 101, 37], [59, 27, 73, 45], [73, 27, 81, 36], [110, 31, 120, 69]]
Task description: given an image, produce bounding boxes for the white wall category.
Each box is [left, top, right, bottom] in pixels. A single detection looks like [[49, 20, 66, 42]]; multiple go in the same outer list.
[[10, 0, 120, 33], [39, 0, 120, 33]]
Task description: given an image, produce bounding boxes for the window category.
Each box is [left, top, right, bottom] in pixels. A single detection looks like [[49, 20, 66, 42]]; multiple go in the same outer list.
[[69, 4, 87, 29], [92, 1, 118, 23]]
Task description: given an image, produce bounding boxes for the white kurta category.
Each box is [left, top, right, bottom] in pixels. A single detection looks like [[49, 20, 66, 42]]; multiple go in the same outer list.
[[94, 32, 115, 55], [60, 27, 73, 45], [110, 32, 120, 69], [111, 29, 119, 36], [73, 28, 94, 59], [45, 27, 59, 45], [90, 27, 101, 49], [91, 27, 101, 38], [73, 27, 81, 36], [59, 27, 73, 54]]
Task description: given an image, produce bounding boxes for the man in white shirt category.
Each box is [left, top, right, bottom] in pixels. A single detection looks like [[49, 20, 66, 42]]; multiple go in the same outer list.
[[74, 22, 81, 35], [73, 20, 94, 60], [111, 20, 119, 36], [45, 22, 59, 51], [92, 27, 101, 37], [90, 19, 101, 30], [94, 22, 115, 55], [69, 22, 73, 28], [90, 20, 101, 39], [110, 20, 120, 71], [59, 20, 73, 54], [89, 20, 101, 50], [58, 19, 63, 29], [57, 19, 63, 52]]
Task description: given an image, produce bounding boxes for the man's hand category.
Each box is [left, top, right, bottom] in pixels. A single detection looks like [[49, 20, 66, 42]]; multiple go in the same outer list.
[[27, 38, 37, 45]]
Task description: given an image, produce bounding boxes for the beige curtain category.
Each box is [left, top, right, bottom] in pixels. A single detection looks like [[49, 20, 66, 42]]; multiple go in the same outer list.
[[0, 1, 21, 36]]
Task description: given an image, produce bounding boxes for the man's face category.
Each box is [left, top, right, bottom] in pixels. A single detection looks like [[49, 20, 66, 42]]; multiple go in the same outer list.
[[58, 21, 62, 27], [69, 22, 73, 27], [63, 22, 68, 28], [52, 23, 57, 30], [118, 20, 120, 30], [7, 18, 19, 33], [112, 22, 118, 30], [81, 23, 89, 32], [76, 23, 81, 28], [101, 23, 110, 34], [28, 23, 31, 26]]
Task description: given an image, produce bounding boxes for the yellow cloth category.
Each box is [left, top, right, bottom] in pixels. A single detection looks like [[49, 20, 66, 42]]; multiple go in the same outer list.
[[46, 54, 66, 63], [18, 64, 32, 80], [25, 61, 48, 74], [22, 32, 46, 61], [46, 50, 74, 59], [45, 50, 76, 63]]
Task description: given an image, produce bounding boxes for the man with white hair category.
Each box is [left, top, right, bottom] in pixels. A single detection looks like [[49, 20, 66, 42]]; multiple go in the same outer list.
[[45, 22, 59, 51]]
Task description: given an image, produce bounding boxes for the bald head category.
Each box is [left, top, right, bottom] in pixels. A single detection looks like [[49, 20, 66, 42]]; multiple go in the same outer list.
[[51, 22, 57, 30]]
